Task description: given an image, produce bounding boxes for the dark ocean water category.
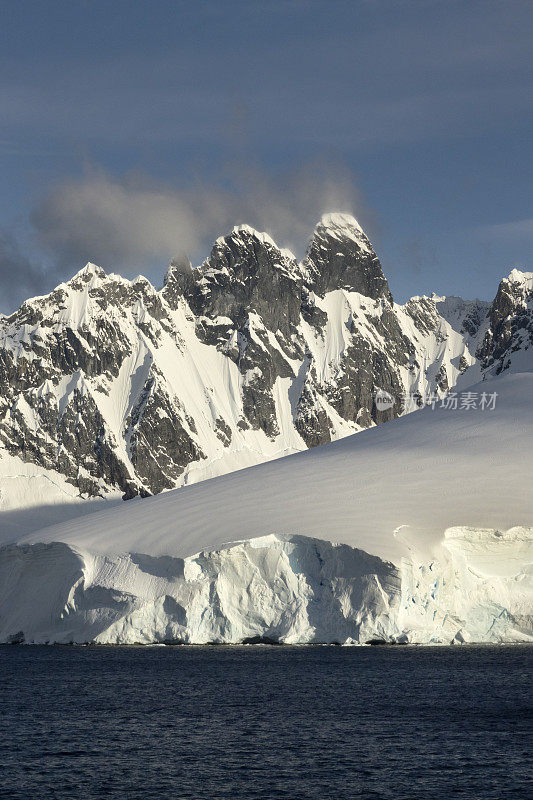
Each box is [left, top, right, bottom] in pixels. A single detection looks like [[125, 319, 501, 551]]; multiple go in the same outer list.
[[0, 644, 531, 800]]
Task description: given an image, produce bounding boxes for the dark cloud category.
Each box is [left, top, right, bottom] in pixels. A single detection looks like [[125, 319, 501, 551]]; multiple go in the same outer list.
[[2, 1, 531, 151]]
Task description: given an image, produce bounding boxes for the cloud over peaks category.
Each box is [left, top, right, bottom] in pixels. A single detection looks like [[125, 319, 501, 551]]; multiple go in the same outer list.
[[30, 162, 373, 277]]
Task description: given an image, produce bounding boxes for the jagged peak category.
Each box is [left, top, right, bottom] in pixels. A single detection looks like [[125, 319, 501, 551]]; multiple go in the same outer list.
[[131, 273, 155, 288], [303, 212, 389, 300], [71, 262, 107, 281], [318, 212, 365, 234], [65, 264, 157, 295], [209, 224, 297, 264], [7, 263, 108, 315], [312, 212, 371, 253], [4, 262, 160, 326], [402, 293, 441, 306], [212, 223, 289, 255], [231, 223, 275, 243], [204, 224, 299, 280], [505, 268, 533, 287], [488, 268, 533, 326], [163, 256, 193, 291], [406, 292, 488, 307]]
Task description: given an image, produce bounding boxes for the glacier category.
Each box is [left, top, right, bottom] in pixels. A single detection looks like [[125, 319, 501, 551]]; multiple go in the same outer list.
[[1, 371, 531, 646], [1, 528, 530, 646]]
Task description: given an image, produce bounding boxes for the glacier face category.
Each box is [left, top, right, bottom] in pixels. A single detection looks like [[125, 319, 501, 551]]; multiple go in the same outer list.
[[1, 529, 531, 646], [399, 527, 533, 644]]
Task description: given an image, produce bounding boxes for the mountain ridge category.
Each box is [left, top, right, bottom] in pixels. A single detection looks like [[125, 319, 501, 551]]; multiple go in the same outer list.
[[0, 214, 531, 533]]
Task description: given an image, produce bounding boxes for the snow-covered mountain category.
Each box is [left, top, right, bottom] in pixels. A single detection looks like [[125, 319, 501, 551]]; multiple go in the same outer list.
[[1, 213, 531, 540], [1, 213, 532, 646], [2, 371, 532, 645]]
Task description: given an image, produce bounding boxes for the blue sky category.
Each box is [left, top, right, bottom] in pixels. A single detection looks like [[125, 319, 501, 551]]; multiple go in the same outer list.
[[1, 0, 532, 312]]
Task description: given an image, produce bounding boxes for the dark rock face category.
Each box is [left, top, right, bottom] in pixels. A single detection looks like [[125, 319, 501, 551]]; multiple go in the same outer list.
[[0, 377, 132, 498], [295, 381, 333, 447], [163, 218, 409, 447], [461, 303, 487, 338], [172, 226, 303, 336], [477, 271, 533, 374], [302, 213, 392, 301], [126, 373, 205, 495], [163, 226, 304, 440], [435, 365, 449, 393], [1, 220, 530, 508], [404, 296, 441, 335], [0, 264, 192, 498]]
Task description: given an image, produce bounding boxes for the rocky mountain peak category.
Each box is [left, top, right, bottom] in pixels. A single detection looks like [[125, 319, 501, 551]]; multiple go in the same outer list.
[[227, 223, 281, 249], [163, 223, 303, 339], [489, 268, 533, 326], [1, 213, 531, 516], [476, 267, 533, 374], [317, 211, 368, 239], [60, 262, 110, 295], [302, 213, 392, 302], [503, 268, 533, 293], [162, 256, 195, 306], [74, 262, 107, 280], [206, 224, 300, 280]]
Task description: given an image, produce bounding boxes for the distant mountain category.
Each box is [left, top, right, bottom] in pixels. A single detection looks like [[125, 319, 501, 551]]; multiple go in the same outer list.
[[0, 213, 531, 526]]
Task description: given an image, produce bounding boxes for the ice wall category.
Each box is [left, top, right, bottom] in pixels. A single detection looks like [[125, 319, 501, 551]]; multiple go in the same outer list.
[[1, 529, 531, 646]]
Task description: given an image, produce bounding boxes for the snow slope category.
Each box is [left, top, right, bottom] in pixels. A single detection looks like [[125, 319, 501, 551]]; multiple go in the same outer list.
[[24, 372, 533, 563], [2, 371, 531, 646], [0, 451, 119, 544]]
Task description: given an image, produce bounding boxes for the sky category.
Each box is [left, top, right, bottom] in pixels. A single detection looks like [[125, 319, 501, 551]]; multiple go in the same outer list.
[[1, 0, 532, 313]]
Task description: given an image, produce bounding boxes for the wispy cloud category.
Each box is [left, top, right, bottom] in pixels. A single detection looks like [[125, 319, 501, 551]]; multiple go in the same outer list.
[[0, 159, 374, 313], [0, 233, 63, 314], [30, 161, 374, 275], [476, 218, 533, 240]]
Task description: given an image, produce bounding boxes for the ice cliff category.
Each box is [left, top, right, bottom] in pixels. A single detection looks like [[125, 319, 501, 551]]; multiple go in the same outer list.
[[1, 528, 531, 646]]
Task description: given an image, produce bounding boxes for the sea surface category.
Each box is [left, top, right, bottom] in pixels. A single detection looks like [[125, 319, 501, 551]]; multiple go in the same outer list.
[[0, 644, 531, 800]]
